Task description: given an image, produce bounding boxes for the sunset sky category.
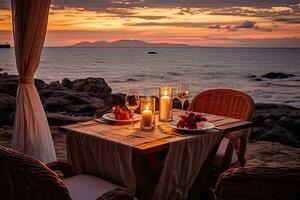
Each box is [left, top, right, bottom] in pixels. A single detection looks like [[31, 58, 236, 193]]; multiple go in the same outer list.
[[1, 0, 300, 47]]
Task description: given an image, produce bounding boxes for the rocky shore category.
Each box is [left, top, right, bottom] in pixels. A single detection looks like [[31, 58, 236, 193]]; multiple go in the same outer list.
[[0, 72, 299, 166], [1, 72, 299, 148]]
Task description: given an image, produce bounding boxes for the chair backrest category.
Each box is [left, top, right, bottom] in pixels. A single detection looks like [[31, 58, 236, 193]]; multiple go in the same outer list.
[[215, 167, 300, 200], [188, 89, 255, 168], [0, 146, 71, 200], [188, 89, 254, 121]]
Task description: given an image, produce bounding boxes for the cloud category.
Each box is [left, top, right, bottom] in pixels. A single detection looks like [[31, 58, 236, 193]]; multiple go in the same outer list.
[[48, 1, 299, 22], [1, 0, 299, 12], [48, 0, 300, 10], [209, 24, 221, 29], [214, 37, 300, 47], [273, 17, 300, 24], [274, 17, 294, 22], [236, 20, 255, 28], [288, 20, 300, 24], [125, 21, 213, 28], [209, 20, 272, 32]]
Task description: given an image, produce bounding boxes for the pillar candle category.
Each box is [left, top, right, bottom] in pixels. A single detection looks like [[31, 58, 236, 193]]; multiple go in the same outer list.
[[160, 90, 171, 120], [142, 105, 153, 127]]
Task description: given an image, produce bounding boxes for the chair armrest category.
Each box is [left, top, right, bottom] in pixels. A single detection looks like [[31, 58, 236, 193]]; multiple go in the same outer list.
[[47, 161, 74, 179], [214, 167, 300, 200], [96, 188, 134, 200]]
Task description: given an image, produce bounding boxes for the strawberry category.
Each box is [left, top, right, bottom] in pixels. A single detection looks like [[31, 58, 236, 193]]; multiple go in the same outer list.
[[112, 106, 132, 120], [176, 112, 207, 129]]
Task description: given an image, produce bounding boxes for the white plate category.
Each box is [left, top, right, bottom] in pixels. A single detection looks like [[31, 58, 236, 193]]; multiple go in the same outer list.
[[99, 113, 141, 123], [169, 121, 215, 132]]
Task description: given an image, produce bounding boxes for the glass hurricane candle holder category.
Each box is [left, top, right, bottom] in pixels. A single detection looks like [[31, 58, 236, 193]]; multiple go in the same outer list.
[[159, 87, 173, 122], [140, 97, 156, 130]]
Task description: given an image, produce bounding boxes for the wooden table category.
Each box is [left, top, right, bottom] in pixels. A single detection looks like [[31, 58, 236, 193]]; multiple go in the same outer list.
[[60, 109, 252, 155], [60, 110, 252, 199]]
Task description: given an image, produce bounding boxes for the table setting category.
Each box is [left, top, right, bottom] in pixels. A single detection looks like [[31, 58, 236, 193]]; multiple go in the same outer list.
[[94, 82, 216, 134], [61, 82, 252, 200]]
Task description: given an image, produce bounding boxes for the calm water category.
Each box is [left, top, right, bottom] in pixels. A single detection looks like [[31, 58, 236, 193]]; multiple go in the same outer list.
[[1, 47, 300, 107]]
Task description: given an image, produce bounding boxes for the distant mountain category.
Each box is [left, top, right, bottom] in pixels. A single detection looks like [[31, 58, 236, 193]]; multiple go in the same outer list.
[[70, 40, 189, 47]]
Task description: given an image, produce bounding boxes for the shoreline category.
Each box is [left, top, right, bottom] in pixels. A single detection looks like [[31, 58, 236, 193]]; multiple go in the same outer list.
[[0, 72, 299, 148], [0, 72, 299, 167]]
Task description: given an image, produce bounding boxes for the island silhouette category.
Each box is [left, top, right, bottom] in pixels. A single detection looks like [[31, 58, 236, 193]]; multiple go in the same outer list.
[[69, 39, 190, 47]]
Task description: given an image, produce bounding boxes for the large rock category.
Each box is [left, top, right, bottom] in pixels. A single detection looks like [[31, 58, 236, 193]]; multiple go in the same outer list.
[[250, 103, 300, 148], [47, 113, 93, 126], [256, 127, 300, 148], [0, 93, 15, 125], [105, 93, 125, 107], [72, 78, 112, 98], [61, 78, 73, 88], [261, 72, 295, 79], [278, 116, 300, 139], [0, 73, 18, 96]]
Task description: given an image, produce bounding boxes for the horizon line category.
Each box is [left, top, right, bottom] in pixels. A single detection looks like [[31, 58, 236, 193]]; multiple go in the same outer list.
[[3, 46, 300, 48]]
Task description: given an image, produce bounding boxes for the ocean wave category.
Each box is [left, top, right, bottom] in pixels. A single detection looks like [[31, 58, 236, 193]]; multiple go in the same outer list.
[[267, 83, 300, 88], [126, 78, 139, 82], [166, 72, 182, 76], [202, 64, 223, 68], [110, 80, 123, 83], [135, 74, 165, 79]]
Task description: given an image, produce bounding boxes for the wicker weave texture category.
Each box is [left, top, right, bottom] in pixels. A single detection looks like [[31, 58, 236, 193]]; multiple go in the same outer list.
[[97, 188, 135, 200], [0, 146, 71, 200], [188, 89, 254, 121], [215, 167, 300, 200], [188, 89, 255, 169]]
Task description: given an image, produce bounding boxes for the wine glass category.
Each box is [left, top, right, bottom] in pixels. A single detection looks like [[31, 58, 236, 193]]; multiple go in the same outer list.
[[125, 89, 140, 129], [176, 82, 190, 113]]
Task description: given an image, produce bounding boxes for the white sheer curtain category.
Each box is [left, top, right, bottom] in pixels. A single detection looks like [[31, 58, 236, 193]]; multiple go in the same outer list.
[[11, 0, 57, 163]]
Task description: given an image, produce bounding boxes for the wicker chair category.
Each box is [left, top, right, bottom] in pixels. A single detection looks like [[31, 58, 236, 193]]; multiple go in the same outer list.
[[187, 89, 255, 172], [214, 167, 300, 200], [0, 145, 134, 200]]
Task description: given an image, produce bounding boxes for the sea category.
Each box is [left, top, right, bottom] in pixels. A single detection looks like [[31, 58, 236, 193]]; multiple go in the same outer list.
[[1, 47, 300, 108]]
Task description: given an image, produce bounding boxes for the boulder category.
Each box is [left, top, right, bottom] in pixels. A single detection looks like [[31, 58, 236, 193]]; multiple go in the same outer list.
[[278, 116, 300, 139], [0, 74, 19, 97], [72, 78, 112, 98], [0, 93, 15, 125], [50, 81, 60, 86], [254, 78, 263, 81], [62, 78, 73, 88], [34, 79, 47, 89], [44, 97, 72, 112], [256, 127, 300, 148], [47, 113, 93, 126], [261, 72, 295, 79], [63, 93, 90, 104], [63, 104, 98, 116], [250, 103, 300, 147], [105, 93, 125, 107]]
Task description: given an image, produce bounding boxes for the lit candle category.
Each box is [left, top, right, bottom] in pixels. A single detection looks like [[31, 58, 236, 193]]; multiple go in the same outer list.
[[142, 105, 153, 127], [159, 89, 171, 120]]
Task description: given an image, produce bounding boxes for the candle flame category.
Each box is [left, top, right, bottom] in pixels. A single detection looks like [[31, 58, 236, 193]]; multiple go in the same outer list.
[[163, 89, 168, 96], [145, 105, 150, 110]]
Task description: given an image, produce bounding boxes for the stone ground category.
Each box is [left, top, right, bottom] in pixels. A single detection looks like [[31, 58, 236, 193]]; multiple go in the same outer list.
[[1, 126, 300, 167]]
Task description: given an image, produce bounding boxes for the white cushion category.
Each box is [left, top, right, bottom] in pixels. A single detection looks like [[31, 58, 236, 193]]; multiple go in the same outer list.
[[212, 137, 238, 168], [64, 174, 122, 200]]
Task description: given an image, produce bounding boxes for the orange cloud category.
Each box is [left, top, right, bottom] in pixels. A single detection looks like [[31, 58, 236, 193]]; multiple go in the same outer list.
[[0, 5, 299, 47]]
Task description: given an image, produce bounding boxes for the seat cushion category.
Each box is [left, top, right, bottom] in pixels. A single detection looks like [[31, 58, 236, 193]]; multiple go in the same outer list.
[[64, 175, 123, 200], [212, 137, 238, 168]]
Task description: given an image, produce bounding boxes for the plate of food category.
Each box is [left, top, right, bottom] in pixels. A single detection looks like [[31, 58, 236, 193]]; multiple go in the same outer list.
[[169, 112, 215, 132], [97, 106, 140, 123]]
